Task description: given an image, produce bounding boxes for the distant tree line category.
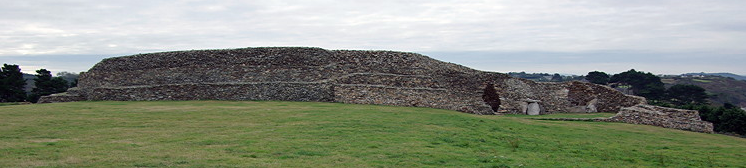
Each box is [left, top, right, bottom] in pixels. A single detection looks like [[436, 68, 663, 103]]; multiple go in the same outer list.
[[0, 64, 77, 103], [584, 69, 746, 135], [585, 69, 708, 105], [507, 72, 583, 82]]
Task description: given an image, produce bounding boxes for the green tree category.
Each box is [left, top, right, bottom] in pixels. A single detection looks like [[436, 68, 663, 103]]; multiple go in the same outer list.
[[0, 64, 27, 102], [717, 107, 746, 135], [585, 71, 610, 85], [666, 84, 708, 106], [29, 69, 68, 103], [610, 69, 665, 100], [70, 79, 78, 87]]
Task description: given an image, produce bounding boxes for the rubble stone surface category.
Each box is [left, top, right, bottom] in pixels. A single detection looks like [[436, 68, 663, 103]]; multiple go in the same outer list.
[[604, 105, 714, 133]]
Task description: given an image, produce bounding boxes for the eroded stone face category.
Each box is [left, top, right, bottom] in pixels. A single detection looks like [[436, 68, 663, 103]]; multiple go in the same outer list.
[[41, 47, 644, 115]]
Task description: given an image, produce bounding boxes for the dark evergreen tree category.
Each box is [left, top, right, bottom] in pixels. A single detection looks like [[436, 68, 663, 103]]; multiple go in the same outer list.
[[0, 64, 27, 102], [610, 69, 665, 100], [585, 71, 610, 85], [550, 73, 562, 82], [666, 84, 708, 106], [723, 103, 737, 109], [717, 104, 746, 135], [29, 69, 68, 103], [482, 83, 501, 112], [70, 78, 78, 87]]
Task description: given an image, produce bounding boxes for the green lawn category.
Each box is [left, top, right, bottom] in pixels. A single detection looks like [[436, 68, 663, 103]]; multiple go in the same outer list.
[[0, 102, 25, 107], [1, 101, 744, 167]]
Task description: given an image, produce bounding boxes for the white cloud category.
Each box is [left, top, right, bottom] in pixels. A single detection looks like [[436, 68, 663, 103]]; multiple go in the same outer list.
[[0, 0, 744, 74]]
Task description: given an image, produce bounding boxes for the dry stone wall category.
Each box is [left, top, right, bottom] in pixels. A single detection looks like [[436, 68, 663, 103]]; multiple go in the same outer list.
[[334, 84, 493, 114], [493, 78, 646, 115], [334, 73, 443, 88], [605, 105, 714, 133], [38, 47, 713, 132], [86, 82, 334, 102]]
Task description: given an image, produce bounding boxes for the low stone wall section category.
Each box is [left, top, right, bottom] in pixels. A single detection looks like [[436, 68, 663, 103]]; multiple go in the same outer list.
[[604, 105, 714, 133], [37, 93, 85, 103], [81, 65, 340, 88], [334, 73, 443, 88], [85, 82, 335, 102], [333, 84, 493, 114], [87, 48, 335, 72]]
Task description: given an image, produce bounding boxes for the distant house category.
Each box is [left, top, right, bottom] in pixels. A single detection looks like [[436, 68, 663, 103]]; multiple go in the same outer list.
[[681, 74, 705, 78]]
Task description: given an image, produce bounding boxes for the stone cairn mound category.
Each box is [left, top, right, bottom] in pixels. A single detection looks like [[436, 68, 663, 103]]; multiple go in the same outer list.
[[38, 47, 713, 133]]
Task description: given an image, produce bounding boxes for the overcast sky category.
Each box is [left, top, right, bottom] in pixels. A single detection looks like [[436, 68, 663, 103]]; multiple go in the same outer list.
[[1, 0, 745, 75]]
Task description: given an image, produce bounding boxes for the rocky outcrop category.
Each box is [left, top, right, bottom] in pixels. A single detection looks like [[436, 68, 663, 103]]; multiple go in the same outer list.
[[37, 47, 713, 133]]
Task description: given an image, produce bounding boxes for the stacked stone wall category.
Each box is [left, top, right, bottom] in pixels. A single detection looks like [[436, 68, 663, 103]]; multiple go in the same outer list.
[[333, 85, 492, 114], [37, 93, 85, 103], [85, 82, 335, 102], [332, 50, 447, 75], [605, 105, 714, 133], [335, 73, 443, 88], [83, 65, 339, 88], [87, 48, 334, 72]]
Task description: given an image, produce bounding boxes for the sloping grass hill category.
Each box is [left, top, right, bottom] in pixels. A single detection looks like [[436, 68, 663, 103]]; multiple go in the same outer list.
[[1, 101, 744, 167]]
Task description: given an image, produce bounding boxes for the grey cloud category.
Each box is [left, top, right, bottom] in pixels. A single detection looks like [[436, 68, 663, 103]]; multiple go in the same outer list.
[[1, 0, 745, 74]]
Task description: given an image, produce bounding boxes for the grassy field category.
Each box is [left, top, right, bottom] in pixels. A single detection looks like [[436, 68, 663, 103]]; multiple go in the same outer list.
[[0, 102, 25, 107], [1, 101, 744, 167]]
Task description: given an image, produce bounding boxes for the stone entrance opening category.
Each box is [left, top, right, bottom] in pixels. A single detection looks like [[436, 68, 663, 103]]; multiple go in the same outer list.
[[482, 83, 501, 112]]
